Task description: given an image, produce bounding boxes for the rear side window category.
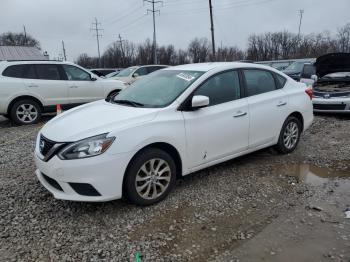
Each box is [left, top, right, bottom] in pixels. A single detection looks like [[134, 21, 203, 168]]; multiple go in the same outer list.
[[2, 65, 25, 78], [22, 64, 37, 79], [243, 69, 277, 96], [35, 64, 61, 80], [274, 73, 287, 89], [194, 70, 241, 106]]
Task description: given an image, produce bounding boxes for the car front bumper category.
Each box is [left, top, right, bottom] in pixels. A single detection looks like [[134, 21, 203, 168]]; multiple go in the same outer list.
[[312, 97, 350, 113], [34, 150, 133, 202]]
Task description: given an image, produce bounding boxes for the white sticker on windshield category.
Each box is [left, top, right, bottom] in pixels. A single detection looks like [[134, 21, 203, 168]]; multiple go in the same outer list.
[[176, 73, 196, 81]]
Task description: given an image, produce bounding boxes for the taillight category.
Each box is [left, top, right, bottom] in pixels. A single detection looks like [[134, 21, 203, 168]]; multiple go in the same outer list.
[[305, 88, 313, 100]]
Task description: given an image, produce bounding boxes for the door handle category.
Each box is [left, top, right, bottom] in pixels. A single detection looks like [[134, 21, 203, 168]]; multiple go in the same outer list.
[[27, 84, 38, 88], [233, 111, 247, 118], [277, 101, 287, 107], [69, 85, 78, 88]]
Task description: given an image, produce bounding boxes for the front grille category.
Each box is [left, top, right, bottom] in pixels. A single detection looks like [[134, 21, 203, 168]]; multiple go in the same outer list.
[[42, 173, 63, 192], [313, 91, 350, 98], [313, 103, 346, 110], [69, 183, 101, 196], [39, 135, 56, 156]]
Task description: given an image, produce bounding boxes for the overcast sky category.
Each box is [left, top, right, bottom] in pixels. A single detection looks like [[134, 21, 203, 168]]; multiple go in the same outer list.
[[1, 0, 349, 61]]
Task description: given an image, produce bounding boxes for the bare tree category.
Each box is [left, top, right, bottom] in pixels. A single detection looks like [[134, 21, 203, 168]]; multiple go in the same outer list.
[[0, 32, 41, 49]]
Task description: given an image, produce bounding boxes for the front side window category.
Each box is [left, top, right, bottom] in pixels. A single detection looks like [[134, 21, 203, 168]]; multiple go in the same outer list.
[[35, 64, 61, 80], [22, 64, 37, 79], [194, 71, 241, 106], [63, 65, 91, 81], [243, 69, 276, 96], [115, 70, 203, 107]]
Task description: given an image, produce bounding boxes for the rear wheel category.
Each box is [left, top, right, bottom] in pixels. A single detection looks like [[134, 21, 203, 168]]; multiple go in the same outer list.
[[10, 99, 42, 125], [124, 148, 177, 206], [275, 116, 302, 154]]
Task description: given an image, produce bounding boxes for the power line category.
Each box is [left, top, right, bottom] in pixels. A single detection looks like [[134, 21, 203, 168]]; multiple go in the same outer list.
[[144, 0, 163, 64], [90, 17, 103, 66], [298, 9, 304, 39], [209, 0, 216, 60]]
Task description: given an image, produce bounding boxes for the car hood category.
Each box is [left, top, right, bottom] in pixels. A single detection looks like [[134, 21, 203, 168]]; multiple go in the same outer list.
[[282, 70, 300, 76], [41, 100, 159, 142], [315, 53, 350, 78]]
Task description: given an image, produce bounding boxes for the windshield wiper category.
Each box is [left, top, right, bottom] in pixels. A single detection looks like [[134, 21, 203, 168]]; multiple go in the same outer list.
[[114, 99, 144, 107]]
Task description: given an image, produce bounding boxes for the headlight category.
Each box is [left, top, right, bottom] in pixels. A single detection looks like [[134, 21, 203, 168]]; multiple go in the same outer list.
[[58, 134, 115, 160]]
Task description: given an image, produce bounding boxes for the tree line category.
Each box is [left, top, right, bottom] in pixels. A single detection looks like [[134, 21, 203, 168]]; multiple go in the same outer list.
[[1, 23, 349, 68], [76, 23, 350, 68]]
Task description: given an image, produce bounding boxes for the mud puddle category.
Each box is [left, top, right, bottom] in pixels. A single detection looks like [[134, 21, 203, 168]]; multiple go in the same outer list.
[[272, 163, 350, 186]]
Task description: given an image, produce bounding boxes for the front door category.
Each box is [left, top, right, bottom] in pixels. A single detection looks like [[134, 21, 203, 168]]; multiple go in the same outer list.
[[182, 70, 249, 169]]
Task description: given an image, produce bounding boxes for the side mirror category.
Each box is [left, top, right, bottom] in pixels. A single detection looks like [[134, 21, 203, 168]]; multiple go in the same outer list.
[[90, 75, 97, 81], [311, 74, 318, 81], [192, 95, 209, 109], [132, 72, 139, 78]]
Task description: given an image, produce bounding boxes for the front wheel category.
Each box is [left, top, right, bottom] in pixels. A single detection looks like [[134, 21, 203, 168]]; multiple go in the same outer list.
[[124, 148, 177, 206], [275, 116, 302, 154]]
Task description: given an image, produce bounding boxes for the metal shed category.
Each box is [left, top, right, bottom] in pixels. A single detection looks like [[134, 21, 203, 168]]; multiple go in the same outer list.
[[0, 46, 49, 61]]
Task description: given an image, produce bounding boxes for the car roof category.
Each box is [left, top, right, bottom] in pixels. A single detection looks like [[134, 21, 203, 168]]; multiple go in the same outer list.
[[164, 62, 274, 72], [1, 60, 75, 65]]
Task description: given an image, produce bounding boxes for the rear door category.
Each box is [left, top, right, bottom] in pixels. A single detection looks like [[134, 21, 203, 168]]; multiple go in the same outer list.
[[242, 69, 289, 148], [61, 64, 103, 104], [182, 70, 249, 169], [28, 64, 69, 106]]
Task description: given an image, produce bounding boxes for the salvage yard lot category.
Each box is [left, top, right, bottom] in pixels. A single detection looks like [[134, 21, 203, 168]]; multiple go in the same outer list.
[[0, 115, 350, 261]]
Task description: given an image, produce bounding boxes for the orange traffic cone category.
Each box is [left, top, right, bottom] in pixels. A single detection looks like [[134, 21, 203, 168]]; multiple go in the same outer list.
[[56, 104, 62, 115]]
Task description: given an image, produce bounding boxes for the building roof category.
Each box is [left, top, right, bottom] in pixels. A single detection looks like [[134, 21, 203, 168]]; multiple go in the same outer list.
[[0, 46, 48, 61]]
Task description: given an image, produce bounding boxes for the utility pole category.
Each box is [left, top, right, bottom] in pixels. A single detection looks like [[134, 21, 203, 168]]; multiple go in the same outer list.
[[209, 0, 216, 60], [61, 40, 67, 61], [90, 18, 103, 67], [298, 9, 304, 40], [116, 34, 126, 66], [23, 25, 27, 45], [144, 0, 163, 64]]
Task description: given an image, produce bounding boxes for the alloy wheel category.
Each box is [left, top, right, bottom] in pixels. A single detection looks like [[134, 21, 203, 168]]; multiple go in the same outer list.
[[16, 104, 38, 123], [135, 158, 171, 200], [283, 121, 299, 149]]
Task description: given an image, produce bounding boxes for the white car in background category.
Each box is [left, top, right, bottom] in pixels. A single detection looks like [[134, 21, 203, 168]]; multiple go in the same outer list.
[[0, 61, 125, 124], [34, 62, 313, 206], [107, 65, 168, 84]]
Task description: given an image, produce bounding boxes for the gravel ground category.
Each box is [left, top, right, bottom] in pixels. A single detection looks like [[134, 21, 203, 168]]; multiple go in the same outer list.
[[0, 114, 349, 261]]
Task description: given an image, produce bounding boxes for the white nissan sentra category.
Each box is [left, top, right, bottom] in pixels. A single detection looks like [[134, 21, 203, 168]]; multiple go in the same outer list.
[[34, 62, 313, 205]]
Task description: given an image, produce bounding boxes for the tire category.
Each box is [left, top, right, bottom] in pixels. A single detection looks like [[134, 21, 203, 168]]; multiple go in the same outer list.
[[9, 99, 42, 125], [106, 90, 120, 102], [275, 116, 302, 154], [124, 148, 177, 206]]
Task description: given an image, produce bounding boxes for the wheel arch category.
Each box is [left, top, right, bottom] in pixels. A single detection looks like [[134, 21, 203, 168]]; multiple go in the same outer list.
[[7, 95, 44, 115], [288, 111, 304, 132], [122, 142, 183, 195]]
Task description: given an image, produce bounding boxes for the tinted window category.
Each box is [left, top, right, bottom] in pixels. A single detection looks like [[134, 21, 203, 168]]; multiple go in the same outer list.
[[301, 64, 316, 78], [35, 64, 61, 80], [63, 65, 91, 81], [275, 73, 287, 89], [243, 70, 276, 96], [147, 66, 165, 73], [134, 67, 148, 76], [194, 71, 240, 106], [22, 65, 37, 79], [2, 65, 24, 78]]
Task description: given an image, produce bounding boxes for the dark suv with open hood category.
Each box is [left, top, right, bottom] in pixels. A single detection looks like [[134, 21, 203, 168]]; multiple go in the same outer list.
[[300, 53, 350, 113]]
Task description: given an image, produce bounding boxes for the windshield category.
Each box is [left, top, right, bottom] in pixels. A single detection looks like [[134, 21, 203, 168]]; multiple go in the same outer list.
[[114, 70, 204, 108], [284, 62, 306, 72], [116, 67, 137, 77]]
